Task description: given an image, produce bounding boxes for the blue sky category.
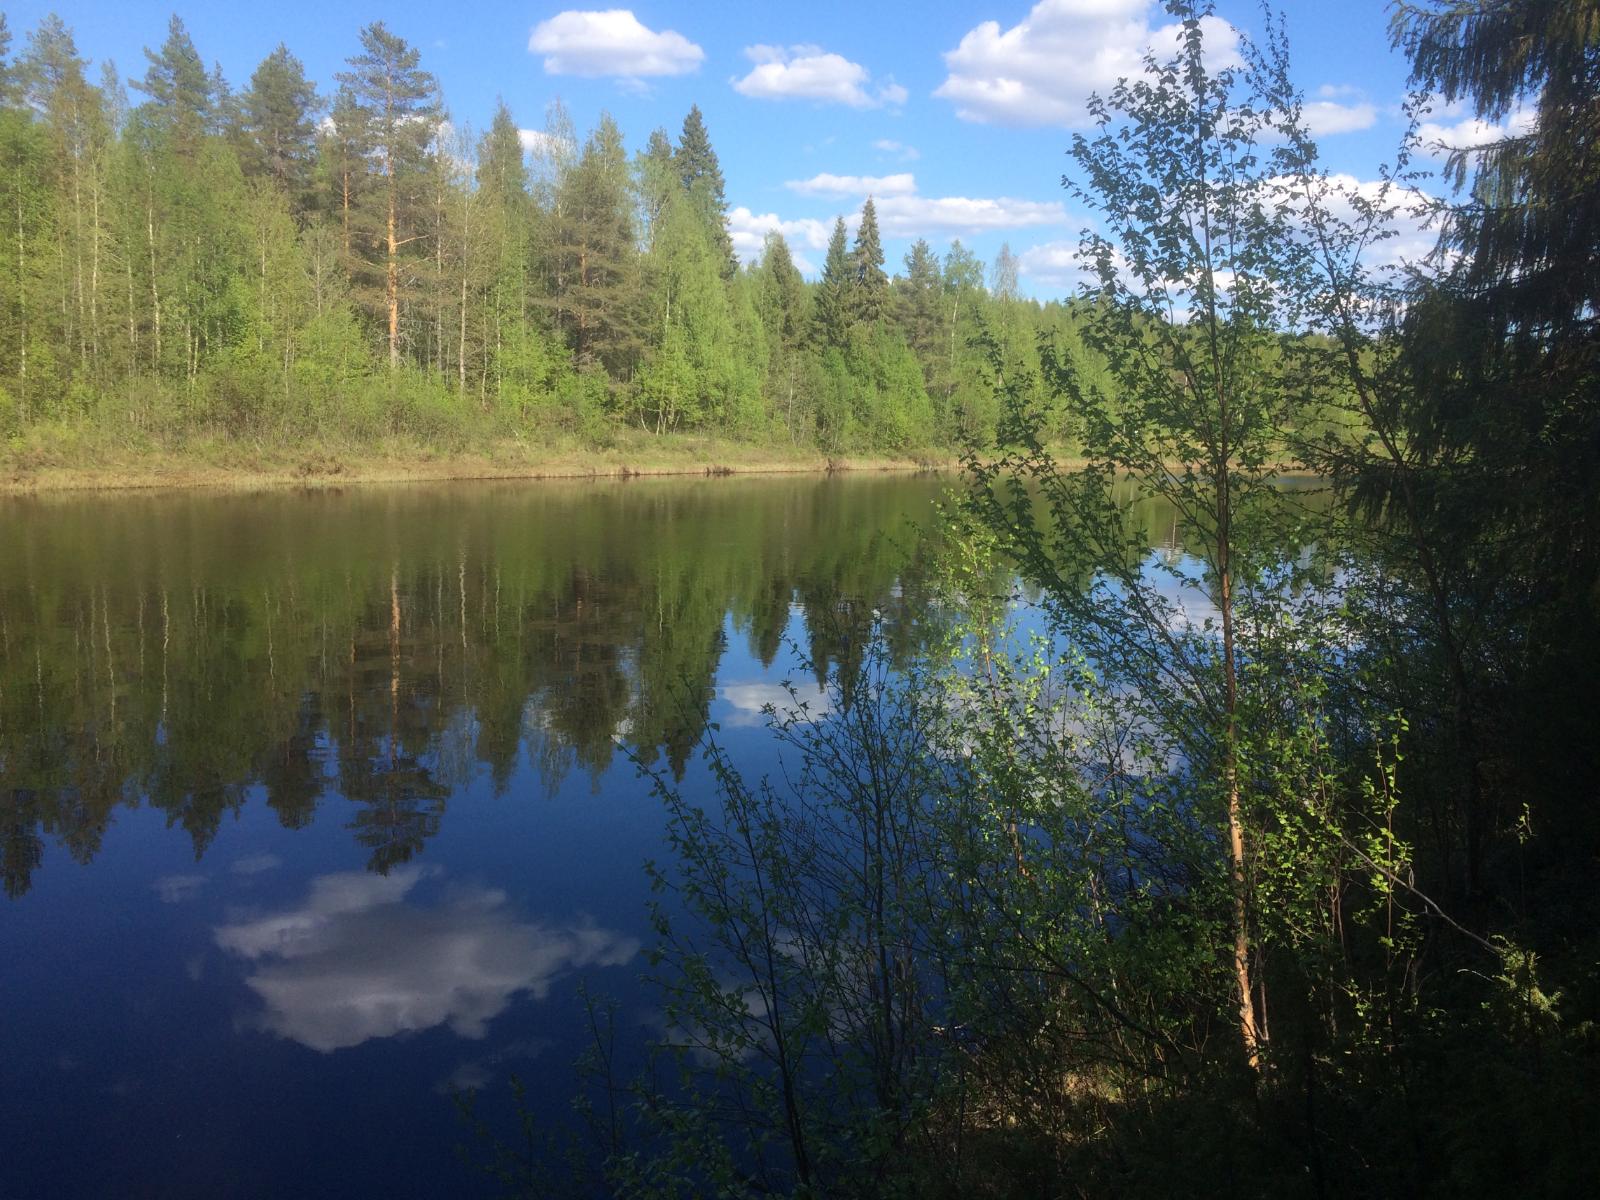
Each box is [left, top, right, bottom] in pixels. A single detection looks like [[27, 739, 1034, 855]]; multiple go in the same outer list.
[[4, 1, 1506, 294]]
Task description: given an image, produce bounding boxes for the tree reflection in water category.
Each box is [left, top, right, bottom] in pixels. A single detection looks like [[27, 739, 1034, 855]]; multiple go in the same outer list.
[[0, 476, 952, 897]]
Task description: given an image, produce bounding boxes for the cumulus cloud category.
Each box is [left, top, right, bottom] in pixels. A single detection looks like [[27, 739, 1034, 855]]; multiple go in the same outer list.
[[875, 194, 1067, 238], [720, 682, 832, 727], [529, 9, 704, 79], [214, 866, 639, 1053], [733, 44, 905, 108], [734, 178, 1066, 265], [1302, 99, 1377, 136], [936, 0, 1241, 127], [1017, 172, 1441, 297], [1416, 101, 1536, 158], [727, 206, 834, 271], [518, 128, 574, 158], [1292, 173, 1441, 269], [1018, 239, 1094, 289], [785, 172, 918, 198]]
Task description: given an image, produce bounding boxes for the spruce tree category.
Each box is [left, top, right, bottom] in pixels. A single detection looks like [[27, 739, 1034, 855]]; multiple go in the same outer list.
[[240, 44, 319, 208], [759, 231, 808, 439], [551, 113, 643, 377], [759, 232, 806, 348], [477, 100, 527, 205], [895, 238, 943, 374], [673, 104, 736, 277], [811, 216, 852, 350], [19, 14, 104, 375], [851, 196, 887, 325]]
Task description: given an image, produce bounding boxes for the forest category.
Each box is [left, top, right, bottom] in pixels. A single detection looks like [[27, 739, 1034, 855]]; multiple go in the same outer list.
[[0, 11, 1107, 469]]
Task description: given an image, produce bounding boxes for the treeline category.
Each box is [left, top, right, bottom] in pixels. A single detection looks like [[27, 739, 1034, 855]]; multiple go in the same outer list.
[[0, 13, 1096, 456]]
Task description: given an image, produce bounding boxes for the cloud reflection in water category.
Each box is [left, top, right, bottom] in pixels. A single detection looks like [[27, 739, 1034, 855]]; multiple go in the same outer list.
[[213, 866, 639, 1052]]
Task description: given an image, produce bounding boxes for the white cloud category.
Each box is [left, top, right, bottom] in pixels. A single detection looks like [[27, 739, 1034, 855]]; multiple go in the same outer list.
[[733, 44, 905, 108], [214, 866, 639, 1053], [518, 128, 573, 158], [529, 9, 704, 79], [1416, 102, 1536, 157], [1302, 99, 1377, 136], [936, 0, 1241, 128], [1291, 172, 1441, 269], [1018, 171, 1440, 298], [720, 682, 832, 727], [785, 172, 918, 198], [733, 181, 1066, 265], [875, 194, 1068, 238], [728, 205, 834, 271], [1018, 239, 1092, 289], [873, 139, 920, 162]]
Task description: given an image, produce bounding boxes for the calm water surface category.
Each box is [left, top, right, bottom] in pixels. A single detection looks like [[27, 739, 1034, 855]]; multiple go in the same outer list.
[[0, 474, 950, 1199]]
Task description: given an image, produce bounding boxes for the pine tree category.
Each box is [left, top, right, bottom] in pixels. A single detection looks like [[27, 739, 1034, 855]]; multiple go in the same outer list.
[[673, 105, 736, 277], [337, 22, 440, 369], [812, 216, 852, 350], [319, 86, 370, 260], [851, 196, 887, 325], [134, 16, 212, 153], [240, 45, 320, 209]]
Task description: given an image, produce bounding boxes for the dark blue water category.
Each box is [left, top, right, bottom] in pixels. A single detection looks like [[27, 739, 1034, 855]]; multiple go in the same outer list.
[[0, 475, 948, 1199]]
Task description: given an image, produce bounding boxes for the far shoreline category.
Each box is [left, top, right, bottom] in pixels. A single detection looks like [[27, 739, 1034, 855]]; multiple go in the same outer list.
[[1, 440, 959, 498]]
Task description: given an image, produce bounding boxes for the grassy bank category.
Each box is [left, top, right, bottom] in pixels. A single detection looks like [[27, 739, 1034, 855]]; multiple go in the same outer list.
[[0, 426, 951, 495]]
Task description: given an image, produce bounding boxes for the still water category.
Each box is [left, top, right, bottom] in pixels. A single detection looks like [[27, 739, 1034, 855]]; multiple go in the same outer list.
[[0, 474, 952, 1199]]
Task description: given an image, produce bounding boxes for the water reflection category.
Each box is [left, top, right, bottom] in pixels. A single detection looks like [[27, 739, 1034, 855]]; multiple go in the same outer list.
[[0, 476, 949, 898], [214, 865, 638, 1053]]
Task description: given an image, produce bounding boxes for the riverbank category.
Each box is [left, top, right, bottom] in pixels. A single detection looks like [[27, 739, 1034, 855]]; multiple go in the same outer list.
[[0, 430, 951, 495]]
